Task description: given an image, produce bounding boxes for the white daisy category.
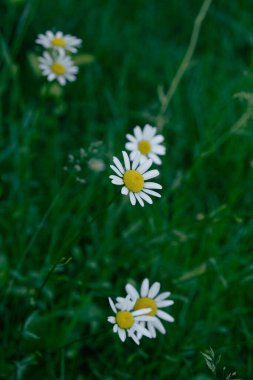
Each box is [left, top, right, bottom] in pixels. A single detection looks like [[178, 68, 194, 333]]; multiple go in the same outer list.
[[109, 151, 162, 207], [126, 124, 166, 165], [125, 279, 174, 339], [36, 31, 82, 53], [107, 296, 155, 345], [38, 49, 78, 86]]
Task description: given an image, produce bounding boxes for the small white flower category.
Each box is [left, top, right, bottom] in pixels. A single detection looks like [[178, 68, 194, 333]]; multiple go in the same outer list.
[[38, 49, 78, 86], [88, 158, 105, 172], [126, 124, 166, 165], [125, 279, 174, 339], [107, 296, 155, 345], [36, 30, 82, 53], [109, 151, 162, 207]]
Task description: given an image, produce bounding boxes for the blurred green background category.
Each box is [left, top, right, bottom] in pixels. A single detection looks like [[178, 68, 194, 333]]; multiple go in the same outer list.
[[0, 0, 253, 379]]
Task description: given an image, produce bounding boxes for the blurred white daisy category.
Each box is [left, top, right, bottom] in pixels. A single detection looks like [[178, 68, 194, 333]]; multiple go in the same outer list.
[[107, 296, 155, 345], [109, 151, 162, 207], [125, 279, 174, 338], [88, 158, 105, 172], [126, 124, 166, 165], [38, 49, 78, 86], [36, 31, 82, 53]]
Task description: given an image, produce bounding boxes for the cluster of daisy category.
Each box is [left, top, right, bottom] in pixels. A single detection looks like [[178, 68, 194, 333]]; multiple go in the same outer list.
[[108, 279, 174, 344], [109, 124, 166, 206], [36, 31, 82, 85]]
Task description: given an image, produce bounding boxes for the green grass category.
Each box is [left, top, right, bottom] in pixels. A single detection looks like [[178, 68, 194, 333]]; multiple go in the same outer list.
[[1, 0, 253, 379]]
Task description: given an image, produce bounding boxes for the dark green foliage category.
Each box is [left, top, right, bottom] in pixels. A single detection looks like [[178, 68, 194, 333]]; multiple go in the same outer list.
[[0, 0, 252, 379]]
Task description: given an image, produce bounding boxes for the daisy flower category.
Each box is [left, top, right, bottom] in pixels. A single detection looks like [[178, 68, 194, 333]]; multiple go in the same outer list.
[[125, 124, 166, 165], [38, 49, 78, 86], [125, 279, 174, 338], [109, 151, 162, 207], [107, 296, 155, 345], [36, 31, 82, 53]]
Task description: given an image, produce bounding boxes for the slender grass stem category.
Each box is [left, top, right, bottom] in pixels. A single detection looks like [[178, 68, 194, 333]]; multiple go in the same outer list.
[[157, 0, 212, 129]]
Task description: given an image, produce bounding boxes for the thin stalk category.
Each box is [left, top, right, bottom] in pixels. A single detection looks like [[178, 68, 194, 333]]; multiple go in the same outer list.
[[157, 0, 212, 129]]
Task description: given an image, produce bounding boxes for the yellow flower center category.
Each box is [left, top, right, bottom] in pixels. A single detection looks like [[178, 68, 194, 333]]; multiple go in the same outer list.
[[51, 37, 66, 48], [51, 63, 66, 76], [134, 297, 157, 316], [116, 311, 134, 329], [123, 170, 144, 192], [138, 140, 151, 155]]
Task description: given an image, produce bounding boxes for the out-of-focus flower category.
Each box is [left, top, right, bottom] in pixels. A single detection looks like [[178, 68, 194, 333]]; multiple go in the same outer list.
[[36, 31, 82, 53]]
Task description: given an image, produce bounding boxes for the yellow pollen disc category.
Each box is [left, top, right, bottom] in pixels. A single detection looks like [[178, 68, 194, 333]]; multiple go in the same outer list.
[[123, 170, 144, 193], [51, 63, 66, 76], [51, 37, 66, 47], [138, 140, 151, 155], [116, 311, 134, 329], [134, 297, 157, 316]]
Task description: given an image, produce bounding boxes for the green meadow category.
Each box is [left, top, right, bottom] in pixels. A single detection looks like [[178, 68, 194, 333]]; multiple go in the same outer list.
[[1, 0, 253, 378]]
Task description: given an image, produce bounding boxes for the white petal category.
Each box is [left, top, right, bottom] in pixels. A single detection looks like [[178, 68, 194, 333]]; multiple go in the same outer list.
[[141, 279, 149, 297], [126, 133, 136, 143], [143, 169, 159, 180], [155, 291, 171, 302], [142, 124, 154, 139], [147, 321, 156, 338], [129, 192, 136, 205], [58, 48, 65, 58], [108, 297, 117, 313], [139, 155, 148, 165], [133, 126, 142, 140], [125, 142, 136, 151], [137, 159, 153, 174], [137, 324, 152, 338], [58, 76, 66, 86], [122, 151, 130, 170], [121, 186, 129, 195], [116, 296, 126, 303], [128, 331, 140, 345], [43, 51, 53, 62], [47, 31, 54, 39], [153, 317, 166, 334], [135, 316, 156, 322], [109, 174, 123, 182], [151, 135, 164, 144], [48, 73, 56, 81], [118, 328, 126, 342], [157, 300, 174, 308], [113, 324, 118, 333], [111, 180, 123, 186], [144, 182, 162, 190], [130, 151, 137, 161], [107, 316, 116, 323], [124, 295, 135, 310], [135, 193, 144, 207], [152, 145, 166, 155], [134, 321, 144, 340], [113, 157, 125, 174], [110, 164, 123, 177], [125, 284, 139, 300], [143, 124, 156, 139], [132, 308, 151, 317], [143, 188, 161, 198], [148, 153, 162, 165], [156, 310, 175, 322], [132, 153, 140, 170], [139, 192, 153, 204], [66, 74, 76, 82], [148, 282, 160, 298], [47, 75, 55, 82]]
